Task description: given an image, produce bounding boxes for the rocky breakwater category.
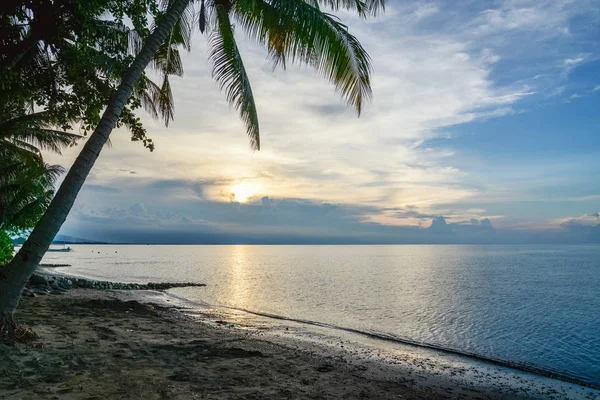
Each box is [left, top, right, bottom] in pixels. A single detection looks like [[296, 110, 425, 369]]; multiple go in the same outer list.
[[23, 273, 206, 297]]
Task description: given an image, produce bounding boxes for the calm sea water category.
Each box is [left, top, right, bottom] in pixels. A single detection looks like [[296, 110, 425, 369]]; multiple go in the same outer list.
[[42, 244, 600, 386]]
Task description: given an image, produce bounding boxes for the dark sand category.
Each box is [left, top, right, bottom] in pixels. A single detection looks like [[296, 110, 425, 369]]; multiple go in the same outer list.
[[1, 288, 598, 399]]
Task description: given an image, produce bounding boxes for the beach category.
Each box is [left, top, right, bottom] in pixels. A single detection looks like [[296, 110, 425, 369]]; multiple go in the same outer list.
[[2, 281, 598, 399], [1, 288, 431, 399]]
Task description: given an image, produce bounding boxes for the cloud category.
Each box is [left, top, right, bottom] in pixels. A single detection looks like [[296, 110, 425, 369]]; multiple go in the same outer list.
[[392, 210, 438, 219], [128, 203, 147, 217], [428, 216, 454, 234], [413, 4, 439, 20], [63, 180, 600, 244], [564, 57, 585, 66], [84, 184, 121, 194], [559, 212, 600, 229], [42, 0, 600, 242], [547, 212, 600, 242], [59, 177, 507, 244]]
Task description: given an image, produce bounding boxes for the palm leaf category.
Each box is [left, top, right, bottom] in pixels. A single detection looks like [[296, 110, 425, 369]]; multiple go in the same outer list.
[[158, 75, 175, 125], [0, 152, 63, 230], [209, 4, 260, 150], [0, 139, 43, 159], [314, 0, 385, 17], [4, 129, 78, 155], [234, 0, 373, 115], [135, 77, 161, 120], [152, 41, 185, 76]]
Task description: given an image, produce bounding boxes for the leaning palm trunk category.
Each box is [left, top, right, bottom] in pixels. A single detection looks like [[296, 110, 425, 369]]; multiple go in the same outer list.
[[0, 0, 191, 337]]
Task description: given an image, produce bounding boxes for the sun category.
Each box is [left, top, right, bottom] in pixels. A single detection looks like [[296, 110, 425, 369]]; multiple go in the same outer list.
[[230, 183, 256, 203]]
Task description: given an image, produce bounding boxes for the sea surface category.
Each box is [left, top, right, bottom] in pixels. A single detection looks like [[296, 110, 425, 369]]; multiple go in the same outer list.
[[42, 244, 600, 387]]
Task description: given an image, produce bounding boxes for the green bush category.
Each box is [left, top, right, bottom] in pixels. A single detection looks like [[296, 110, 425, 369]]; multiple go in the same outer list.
[[0, 231, 14, 265]]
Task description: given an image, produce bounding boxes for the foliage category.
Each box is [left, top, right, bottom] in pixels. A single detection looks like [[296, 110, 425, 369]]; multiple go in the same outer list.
[[0, 152, 63, 232], [0, 0, 177, 151], [0, 230, 14, 265], [0, 106, 80, 160]]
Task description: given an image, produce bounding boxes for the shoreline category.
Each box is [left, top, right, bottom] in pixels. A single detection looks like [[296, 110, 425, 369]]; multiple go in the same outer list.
[[216, 304, 600, 391], [16, 269, 600, 399], [1, 288, 442, 399], [41, 267, 598, 390], [3, 285, 600, 399]]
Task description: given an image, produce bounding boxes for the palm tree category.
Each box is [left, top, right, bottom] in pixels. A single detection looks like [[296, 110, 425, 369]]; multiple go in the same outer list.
[[0, 153, 63, 234], [0, 109, 80, 161], [0, 0, 385, 336], [0, 150, 63, 266]]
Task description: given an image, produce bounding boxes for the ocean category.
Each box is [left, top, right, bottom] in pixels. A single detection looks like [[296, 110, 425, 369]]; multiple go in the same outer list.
[[42, 244, 600, 388]]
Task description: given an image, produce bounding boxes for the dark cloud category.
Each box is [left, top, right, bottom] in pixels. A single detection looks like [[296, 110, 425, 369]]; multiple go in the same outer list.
[[128, 203, 147, 217], [394, 210, 439, 219], [559, 212, 600, 242], [147, 179, 208, 198], [306, 103, 349, 117], [59, 177, 595, 244], [84, 184, 121, 194], [453, 218, 496, 236], [428, 216, 454, 234]]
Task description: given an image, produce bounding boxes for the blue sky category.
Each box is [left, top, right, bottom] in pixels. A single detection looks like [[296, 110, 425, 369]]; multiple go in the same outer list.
[[48, 0, 600, 244]]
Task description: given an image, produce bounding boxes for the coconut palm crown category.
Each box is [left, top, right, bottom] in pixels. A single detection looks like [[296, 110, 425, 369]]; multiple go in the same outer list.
[[165, 0, 384, 150]]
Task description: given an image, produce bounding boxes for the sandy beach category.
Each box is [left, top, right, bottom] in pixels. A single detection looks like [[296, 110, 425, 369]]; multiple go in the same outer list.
[[2, 288, 429, 399], [1, 282, 598, 400]]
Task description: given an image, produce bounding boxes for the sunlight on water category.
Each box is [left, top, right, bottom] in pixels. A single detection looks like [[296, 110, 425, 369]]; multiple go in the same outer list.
[[43, 244, 600, 386]]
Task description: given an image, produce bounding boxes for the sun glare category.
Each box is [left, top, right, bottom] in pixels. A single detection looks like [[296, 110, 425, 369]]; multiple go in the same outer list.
[[230, 183, 256, 203]]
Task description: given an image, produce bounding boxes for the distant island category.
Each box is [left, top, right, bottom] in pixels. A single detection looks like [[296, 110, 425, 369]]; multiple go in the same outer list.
[[12, 234, 110, 245]]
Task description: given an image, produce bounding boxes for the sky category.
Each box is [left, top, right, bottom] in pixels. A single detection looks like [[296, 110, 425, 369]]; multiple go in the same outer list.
[[47, 0, 600, 244]]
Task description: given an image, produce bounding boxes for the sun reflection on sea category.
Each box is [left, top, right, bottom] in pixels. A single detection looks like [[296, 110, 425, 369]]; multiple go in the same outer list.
[[225, 245, 252, 310]]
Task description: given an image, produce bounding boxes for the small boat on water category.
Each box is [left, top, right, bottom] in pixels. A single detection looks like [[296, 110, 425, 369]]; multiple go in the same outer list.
[[48, 246, 73, 253]]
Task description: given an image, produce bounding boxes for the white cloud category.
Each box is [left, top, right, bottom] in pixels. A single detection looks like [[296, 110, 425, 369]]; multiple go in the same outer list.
[[564, 56, 585, 66], [553, 212, 600, 227], [413, 4, 440, 20]]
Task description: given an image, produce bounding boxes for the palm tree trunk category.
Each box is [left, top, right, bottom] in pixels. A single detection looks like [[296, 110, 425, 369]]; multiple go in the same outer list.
[[0, 0, 191, 337]]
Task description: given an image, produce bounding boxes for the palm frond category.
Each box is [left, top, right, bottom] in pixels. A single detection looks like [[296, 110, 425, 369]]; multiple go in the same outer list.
[[0, 139, 43, 159], [154, 0, 194, 51], [0, 110, 52, 131], [0, 161, 23, 186], [210, 5, 260, 150], [234, 0, 373, 115], [0, 152, 64, 231], [158, 75, 175, 125], [314, 0, 385, 17], [136, 77, 161, 120], [152, 41, 184, 76], [177, 4, 195, 51], [4, 128, 79, 154]]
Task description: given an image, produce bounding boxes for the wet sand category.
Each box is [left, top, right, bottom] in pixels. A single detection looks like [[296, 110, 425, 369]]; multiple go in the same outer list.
[[1, 288, 598, 399]]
